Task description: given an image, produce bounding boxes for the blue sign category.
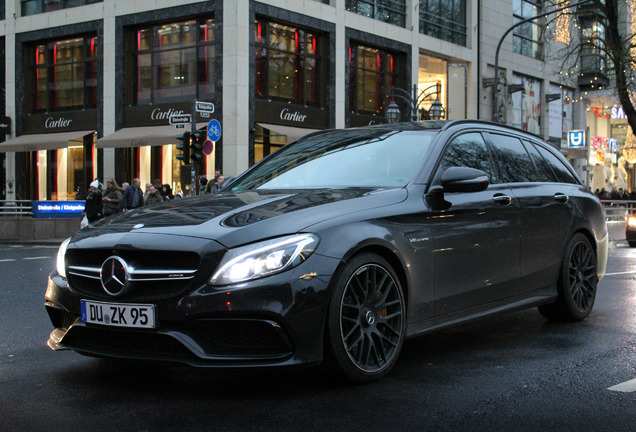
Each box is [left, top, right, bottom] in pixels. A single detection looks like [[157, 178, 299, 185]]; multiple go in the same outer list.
[[568, 130, 585, 148], [207, 119, 222, 141], [32, 201, 85, 219]]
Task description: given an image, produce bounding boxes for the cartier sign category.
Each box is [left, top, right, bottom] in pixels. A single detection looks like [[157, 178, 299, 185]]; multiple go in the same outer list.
[[23, 109, 96, 134], [124, 101, 215, 127], [280, 108, 308, 123], [256, 99, 329, 129]]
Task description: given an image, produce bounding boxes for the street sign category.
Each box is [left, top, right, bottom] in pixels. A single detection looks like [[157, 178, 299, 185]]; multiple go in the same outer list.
[[203, 139, 214, 155], [568, 130, 585, 148], [196, 101, 215, 114], [175, 124, 185, 129], [207, 119, 222, 141], [169, 114, 192, 125]]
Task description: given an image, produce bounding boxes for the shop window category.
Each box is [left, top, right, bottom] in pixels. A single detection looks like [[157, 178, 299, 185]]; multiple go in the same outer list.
[[21, 0, 102, 17], [254, 19, 325, 107], [345, 0, 407, 28], [129, 18, 215, 105], [419, 0, 467, 46], [254, 125, 286, 164], [511, 75, 541, 135], [349, 43, 402, 116], [513, 0, 543, 60], [29, 36, 98, 113]]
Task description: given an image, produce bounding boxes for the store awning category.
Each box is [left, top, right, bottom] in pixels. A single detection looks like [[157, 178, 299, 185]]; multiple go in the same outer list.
[[0, 130, 95, 153], [258, 123, 322, 143], [96, 123, 209, 149]]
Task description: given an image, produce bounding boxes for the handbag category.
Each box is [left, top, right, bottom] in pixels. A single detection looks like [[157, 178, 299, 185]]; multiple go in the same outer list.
[[80, 215, 89, 229]]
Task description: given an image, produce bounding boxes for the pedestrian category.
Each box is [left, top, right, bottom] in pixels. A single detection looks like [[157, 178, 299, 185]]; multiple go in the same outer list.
[[122, 178, 144, 211], [145, 184, 163, 205], [204, 170, 221, 194], [84, 179, 103, 223], [74, 185, 88, 201], [211, 175, 225, 194], [199, 177, 208, 195], [162, 184, 175, 200], [102, 178, 123, 216]]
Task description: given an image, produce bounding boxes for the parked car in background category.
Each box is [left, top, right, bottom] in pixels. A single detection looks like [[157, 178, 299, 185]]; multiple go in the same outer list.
[[46, 120, 608, 383]]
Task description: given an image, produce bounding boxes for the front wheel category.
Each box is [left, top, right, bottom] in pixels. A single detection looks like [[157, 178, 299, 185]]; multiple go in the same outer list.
[[538, 233, 597, 321], [324, 253, 406, 383]]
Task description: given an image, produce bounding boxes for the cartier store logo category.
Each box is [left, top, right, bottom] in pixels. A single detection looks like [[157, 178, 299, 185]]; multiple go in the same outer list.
[[280, 108, 308, 123], [151, 108, 186, 121], [45, 117, 73, 128]]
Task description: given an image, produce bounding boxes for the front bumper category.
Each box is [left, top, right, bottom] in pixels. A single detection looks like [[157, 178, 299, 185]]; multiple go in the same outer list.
[[45, 253, 340, 367]]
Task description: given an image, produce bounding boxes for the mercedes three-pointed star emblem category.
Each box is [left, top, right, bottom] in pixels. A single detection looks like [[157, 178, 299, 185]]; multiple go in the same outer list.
[[100, 256, 130, 296]]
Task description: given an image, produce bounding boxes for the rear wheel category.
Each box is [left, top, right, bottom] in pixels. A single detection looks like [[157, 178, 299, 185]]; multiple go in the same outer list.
[[538, 233, 597, 321], [324, 253, 405, 383]]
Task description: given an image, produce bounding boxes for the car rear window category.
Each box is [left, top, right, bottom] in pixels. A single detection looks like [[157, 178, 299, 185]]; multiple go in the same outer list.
[[523, 140, 558, 182], [532, 143, 580, 184]]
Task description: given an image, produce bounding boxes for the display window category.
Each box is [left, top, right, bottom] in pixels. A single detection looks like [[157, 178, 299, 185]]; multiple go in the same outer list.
[[255, 19, 325, 107], [129, 18, 215, 105], [29, 36, 98, 113]]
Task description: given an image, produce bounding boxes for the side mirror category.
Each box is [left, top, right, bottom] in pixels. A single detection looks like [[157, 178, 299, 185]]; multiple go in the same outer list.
[[440, 167, 490, 193]]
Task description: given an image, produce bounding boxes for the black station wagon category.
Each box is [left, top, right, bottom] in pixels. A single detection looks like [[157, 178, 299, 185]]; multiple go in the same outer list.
[[46, 120, 608, 382]]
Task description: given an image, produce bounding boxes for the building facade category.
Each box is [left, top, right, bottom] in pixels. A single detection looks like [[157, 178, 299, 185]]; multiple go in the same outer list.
[[0, 0, 610, 201]]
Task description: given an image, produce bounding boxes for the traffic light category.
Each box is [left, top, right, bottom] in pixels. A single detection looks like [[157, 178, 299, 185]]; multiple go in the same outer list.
[[190, 130, 205, 164], [176, 131, 190, 164]]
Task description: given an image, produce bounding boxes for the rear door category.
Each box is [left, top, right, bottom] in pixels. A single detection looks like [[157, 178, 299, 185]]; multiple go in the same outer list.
[[428, 132, 521, 315], [486, 132, 573, 294]]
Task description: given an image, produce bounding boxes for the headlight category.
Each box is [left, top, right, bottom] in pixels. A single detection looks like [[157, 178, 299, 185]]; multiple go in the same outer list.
[[628, 216, 636, 227], [210, 234, 319, 286], [56, 237, 71, 279]]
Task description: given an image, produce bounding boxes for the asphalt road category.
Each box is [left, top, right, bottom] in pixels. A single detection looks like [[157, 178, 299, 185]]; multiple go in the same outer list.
[[0, 241, 634, 432]]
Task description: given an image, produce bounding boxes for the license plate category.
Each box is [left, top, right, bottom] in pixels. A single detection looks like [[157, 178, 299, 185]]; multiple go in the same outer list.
[[81, 300, 156, 329]]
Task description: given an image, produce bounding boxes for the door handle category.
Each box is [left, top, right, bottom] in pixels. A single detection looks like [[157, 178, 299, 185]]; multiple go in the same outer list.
[[493, 194, 512, 205], [554, 193, 569, 203]]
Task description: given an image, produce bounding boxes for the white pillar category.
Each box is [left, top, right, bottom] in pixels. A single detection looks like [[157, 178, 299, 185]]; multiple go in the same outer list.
[[222, 0, 250, 178]]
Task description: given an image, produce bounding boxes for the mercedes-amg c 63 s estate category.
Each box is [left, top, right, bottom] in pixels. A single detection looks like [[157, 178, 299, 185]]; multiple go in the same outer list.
[[45, 120, 608, 382]]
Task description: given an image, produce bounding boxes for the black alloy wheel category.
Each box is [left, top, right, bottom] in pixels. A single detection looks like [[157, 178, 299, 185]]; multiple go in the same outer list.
[[538, 233, 597, 321], [325, 253, 405, 383]]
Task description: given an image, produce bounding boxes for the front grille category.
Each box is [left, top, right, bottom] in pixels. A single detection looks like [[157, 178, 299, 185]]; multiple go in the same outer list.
[[65, 249, 200, 301], [63, 326, 196, 360], [59, 319, 294, 363], [185, 319, 294, 357]]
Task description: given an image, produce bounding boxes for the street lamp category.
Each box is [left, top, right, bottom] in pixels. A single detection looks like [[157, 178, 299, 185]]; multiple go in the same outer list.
[[385, 83, 445, 123], [492, 0, 593, 122]]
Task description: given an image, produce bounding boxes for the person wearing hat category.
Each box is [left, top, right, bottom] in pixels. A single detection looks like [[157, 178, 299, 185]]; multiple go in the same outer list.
[[84, 179, 103, 223]]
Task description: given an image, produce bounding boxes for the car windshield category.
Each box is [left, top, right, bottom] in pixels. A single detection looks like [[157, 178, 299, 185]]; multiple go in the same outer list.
[[230, 129, 435, 191]]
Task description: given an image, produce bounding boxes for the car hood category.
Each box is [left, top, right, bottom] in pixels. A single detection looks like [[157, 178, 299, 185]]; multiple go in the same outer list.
[[76, 188, 408, 248]]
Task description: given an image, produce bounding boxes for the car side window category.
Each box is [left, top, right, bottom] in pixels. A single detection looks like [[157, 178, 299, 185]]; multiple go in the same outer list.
[[438, 132, 498, 183], [523, 140, 558, 182], [532, 143, 580, 184], [488, 133, 538, 183]]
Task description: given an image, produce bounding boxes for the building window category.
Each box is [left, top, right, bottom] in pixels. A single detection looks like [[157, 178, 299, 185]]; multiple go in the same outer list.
[[128, 18, 215, 105], [28, 36, 98, 113], [580, 20, 606, 75], [513, 0, 543, 60], [21, 0, 102, 16], [346, 0, 407, 28], [511, 74, 541, 135], [419, 0, 467, 46], [349, 43, 402, 116], [254, 19, 325, 107]]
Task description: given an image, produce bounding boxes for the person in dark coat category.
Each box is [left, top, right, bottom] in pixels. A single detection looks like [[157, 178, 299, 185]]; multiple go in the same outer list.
[[162, 184, 175, 200], [122, 178, 144, 211], [84, 180, 103, 223], [102, 178, 123, 216]]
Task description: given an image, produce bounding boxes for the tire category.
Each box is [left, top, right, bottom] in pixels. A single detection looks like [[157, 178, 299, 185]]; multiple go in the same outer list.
[[324, 253, 406, 383], [538, 233, 598, 322], [628, 241, 636, 248]]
